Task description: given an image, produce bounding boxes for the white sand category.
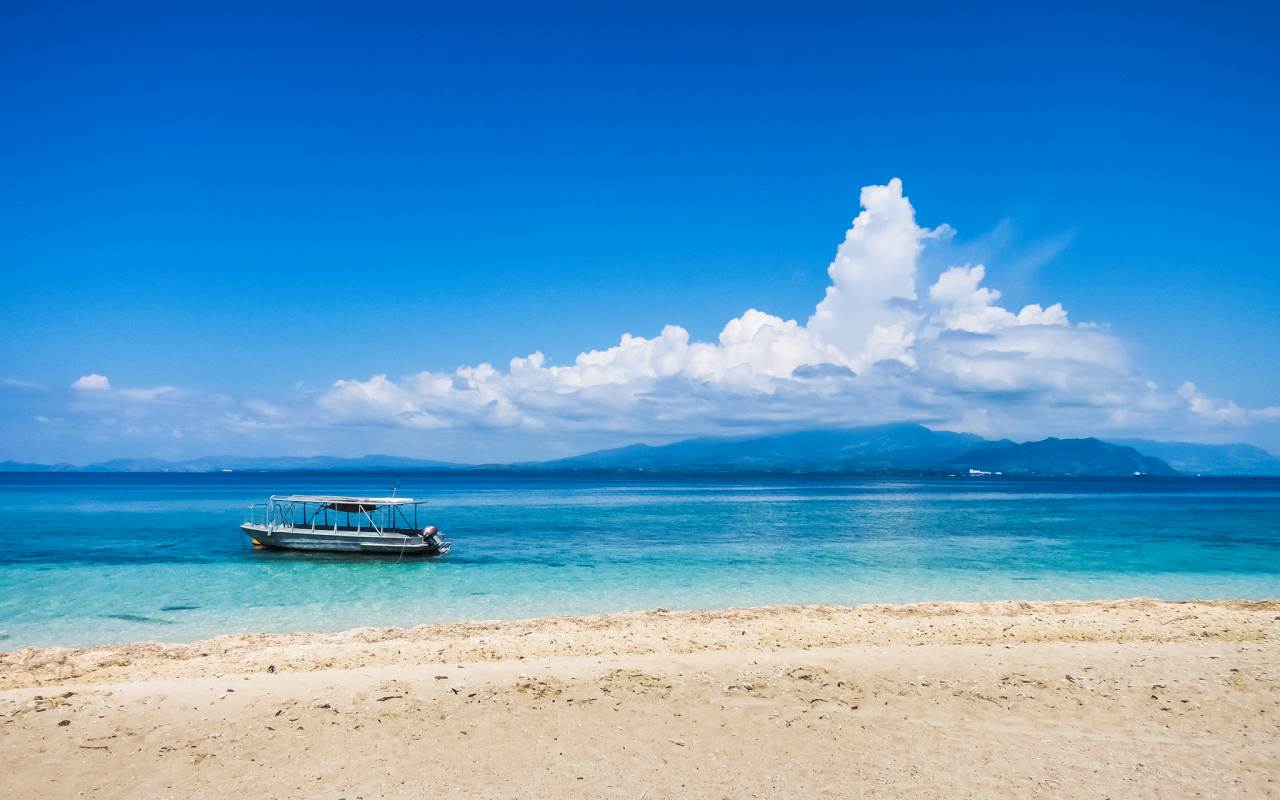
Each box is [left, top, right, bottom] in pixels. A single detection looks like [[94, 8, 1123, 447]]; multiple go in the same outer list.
[[2, 599, 1277, 798]]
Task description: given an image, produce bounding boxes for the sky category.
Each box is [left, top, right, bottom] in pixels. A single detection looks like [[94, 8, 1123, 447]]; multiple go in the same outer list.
[[1, 1, 1278, 464]]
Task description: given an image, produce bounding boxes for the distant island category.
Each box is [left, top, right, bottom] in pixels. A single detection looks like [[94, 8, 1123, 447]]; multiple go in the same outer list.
[[524, 425, 1184, 476], [5, 423, 1280, 477]]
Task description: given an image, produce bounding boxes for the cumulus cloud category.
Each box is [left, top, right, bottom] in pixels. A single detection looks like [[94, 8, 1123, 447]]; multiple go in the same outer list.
[[806, 179, 952, 370], [307, 177, 1278, 448], [71, 374, 111, 391], [67, 374, 185, 402], [927, 264, 1068, 334], [1178, 382, 1280, 425], [22, 178, 1271, 460]]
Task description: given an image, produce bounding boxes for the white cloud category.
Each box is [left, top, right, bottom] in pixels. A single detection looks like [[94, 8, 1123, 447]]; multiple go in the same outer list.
[[27, 178, 1276, 459], [304, 178, 1278, 450], [71, 374, 111, 391], [66, 375, 186, 402], [1178, 382, 1280, 425], [117, 386, 180, 401], [806, 178, 932, 368], [2, 377, 47, 392], [927, 264, 1069, 334]]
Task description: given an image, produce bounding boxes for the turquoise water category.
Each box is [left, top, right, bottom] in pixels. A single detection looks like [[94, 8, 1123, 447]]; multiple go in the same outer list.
[[1, 473, 1278, 648]]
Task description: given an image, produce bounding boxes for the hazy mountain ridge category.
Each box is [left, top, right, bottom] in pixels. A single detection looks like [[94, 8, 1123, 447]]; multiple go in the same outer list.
[[4, 425, 1279, 476], [532, 424, 1179, 476], [942, 438, 1177, 477], [533, 425, 997, 472], [1105, 439, 1280, 476], [0, 454, 460, 473]]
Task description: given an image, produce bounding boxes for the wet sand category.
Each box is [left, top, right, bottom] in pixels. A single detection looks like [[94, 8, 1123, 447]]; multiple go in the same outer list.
[[2, 599, 1277, 798]]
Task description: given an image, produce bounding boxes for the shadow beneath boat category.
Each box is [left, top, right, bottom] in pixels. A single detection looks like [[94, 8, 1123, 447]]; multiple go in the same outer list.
[[245, 545, 451, 564]]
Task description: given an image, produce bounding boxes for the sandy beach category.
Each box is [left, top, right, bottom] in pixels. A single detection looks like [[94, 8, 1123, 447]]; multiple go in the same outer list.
[[1, 599, 1277, 798]]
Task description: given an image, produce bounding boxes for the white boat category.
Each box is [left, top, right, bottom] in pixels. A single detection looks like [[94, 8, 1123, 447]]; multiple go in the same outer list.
[[241, 494, 449, 555]]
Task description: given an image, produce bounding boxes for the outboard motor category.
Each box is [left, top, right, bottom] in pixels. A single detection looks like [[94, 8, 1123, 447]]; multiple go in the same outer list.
[[421, 525, 448, 553]]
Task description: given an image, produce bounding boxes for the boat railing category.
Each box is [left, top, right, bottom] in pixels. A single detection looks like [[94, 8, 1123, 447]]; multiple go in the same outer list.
[[246, 502, 269, 527], [245, 498, 427, 536], [280, 523, 420, 537]]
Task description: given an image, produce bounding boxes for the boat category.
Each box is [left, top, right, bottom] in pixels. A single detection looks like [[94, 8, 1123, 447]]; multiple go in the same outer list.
[[241, 494, 450, 555]]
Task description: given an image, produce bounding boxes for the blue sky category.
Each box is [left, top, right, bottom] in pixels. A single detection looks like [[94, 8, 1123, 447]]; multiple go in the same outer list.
[[2, 1, 1278, 463]]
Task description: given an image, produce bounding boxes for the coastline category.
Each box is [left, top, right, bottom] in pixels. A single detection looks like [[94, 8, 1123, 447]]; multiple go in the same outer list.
[[3, 597, 1278, 688], [2, 598, 1277, 797]]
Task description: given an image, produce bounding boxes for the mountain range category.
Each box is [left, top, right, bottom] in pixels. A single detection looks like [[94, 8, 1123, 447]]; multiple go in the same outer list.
[[4, 423, 1278, 476], [529, 425, 1178, 476], [1106, 439, 1280, 476], [532, 425, 993, 472]]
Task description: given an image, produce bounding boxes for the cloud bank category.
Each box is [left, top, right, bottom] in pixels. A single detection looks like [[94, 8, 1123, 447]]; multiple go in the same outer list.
[[13, 179, 1276, 460], [313, 179, 1276, 447]]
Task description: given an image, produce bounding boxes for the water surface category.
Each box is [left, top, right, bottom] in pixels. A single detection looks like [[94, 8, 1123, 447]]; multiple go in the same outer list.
[[1, 473, 1277, 648]]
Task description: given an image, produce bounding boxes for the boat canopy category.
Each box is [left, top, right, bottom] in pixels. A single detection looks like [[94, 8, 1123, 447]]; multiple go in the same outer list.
[[270, 494, 423, 513]]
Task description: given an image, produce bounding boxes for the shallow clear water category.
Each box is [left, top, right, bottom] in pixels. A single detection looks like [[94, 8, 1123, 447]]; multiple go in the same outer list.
[[1, 473, 1277, 648]]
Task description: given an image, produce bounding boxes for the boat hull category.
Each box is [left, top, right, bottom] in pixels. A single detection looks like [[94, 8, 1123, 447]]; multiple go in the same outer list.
[[240, 524, 449, 555]]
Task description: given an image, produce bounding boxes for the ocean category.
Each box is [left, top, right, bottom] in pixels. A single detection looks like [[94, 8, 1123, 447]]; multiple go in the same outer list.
[[1, 472, 1277, 649]]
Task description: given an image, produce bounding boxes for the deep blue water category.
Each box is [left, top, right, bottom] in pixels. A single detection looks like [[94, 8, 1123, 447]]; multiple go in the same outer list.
[[1, 473, 1277, 648]]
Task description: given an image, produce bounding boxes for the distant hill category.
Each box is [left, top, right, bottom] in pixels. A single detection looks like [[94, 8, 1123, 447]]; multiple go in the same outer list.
[[533, 423, 996, 473], [942, 438, 1177, 476], [7, 426, 1278, 476], [0, 460, 74, 472], [1, 454, 463, 473], [168, 454, 462, 472], [1106, 439, 1280, 476]]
